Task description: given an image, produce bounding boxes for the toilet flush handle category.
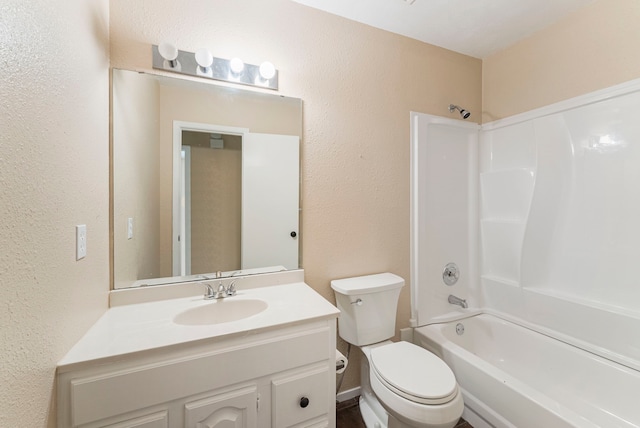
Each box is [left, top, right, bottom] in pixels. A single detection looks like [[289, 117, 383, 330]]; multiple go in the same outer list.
[[351, 298, 363, 306]]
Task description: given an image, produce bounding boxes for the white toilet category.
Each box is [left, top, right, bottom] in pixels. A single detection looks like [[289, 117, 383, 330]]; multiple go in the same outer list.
[[331, 273, 463, 428]]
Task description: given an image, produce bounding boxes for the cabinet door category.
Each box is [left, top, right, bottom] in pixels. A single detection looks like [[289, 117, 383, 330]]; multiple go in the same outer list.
[[184, 385, 258, 428], [272, 366, 329, 428]]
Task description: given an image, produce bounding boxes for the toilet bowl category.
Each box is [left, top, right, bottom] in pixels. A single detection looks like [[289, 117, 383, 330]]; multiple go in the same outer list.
[[331, 273, 463, 428], [365, 341, 463, 428]]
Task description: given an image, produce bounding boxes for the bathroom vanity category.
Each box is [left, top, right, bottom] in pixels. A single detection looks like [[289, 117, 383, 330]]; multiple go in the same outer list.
[[57, 270, 339, 428]]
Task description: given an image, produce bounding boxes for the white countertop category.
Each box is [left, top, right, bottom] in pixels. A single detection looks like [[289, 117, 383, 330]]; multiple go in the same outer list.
[[58, 281, 339, 372]]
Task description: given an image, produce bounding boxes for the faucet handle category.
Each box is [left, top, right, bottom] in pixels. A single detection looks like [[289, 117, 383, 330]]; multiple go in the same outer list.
[[203, 283, 216, 300], [226, 281, 237, 296]]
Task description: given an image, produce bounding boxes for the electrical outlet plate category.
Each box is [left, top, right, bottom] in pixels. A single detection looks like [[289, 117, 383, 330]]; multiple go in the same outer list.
[[76, 224, 87, 260]]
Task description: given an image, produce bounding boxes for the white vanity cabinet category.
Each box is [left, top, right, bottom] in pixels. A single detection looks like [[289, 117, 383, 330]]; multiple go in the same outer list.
[[58, 319, 336, 428]]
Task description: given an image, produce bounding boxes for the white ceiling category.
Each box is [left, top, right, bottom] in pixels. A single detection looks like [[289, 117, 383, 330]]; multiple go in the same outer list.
[[291, 0, 595, 59]]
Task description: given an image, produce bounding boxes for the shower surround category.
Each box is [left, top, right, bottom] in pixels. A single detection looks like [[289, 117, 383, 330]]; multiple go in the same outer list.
[[479, 81, 640, 368], [411, 78, 640, 426]]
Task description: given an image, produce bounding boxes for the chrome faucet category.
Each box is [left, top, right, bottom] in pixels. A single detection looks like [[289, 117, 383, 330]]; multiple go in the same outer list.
[[203, 281, 238, 300], [448, 294, 468, 309]]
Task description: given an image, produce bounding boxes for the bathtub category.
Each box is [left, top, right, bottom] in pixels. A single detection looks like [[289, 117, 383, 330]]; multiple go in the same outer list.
[[414, 313, 640, 428]]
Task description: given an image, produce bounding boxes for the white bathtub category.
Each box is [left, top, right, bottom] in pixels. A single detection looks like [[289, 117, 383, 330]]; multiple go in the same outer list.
[[414, 313, 640, 428]]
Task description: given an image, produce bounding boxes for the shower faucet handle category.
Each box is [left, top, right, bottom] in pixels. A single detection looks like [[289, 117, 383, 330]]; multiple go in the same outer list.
[[443, 263, 460, 285]]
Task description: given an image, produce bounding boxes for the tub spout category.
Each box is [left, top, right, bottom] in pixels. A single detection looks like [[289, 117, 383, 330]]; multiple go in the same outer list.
[[448, 294, 468, 309]]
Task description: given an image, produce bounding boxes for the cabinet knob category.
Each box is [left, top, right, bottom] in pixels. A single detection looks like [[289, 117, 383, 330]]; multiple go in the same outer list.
[[299, 396, 310, 408], [290, 231, 297, 238]]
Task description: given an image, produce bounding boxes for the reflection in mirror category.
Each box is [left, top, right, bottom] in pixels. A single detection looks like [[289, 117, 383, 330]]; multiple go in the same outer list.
[[178, 130, 242, 275], [112, 69, 302, 289], [172, 124, 300, 278]]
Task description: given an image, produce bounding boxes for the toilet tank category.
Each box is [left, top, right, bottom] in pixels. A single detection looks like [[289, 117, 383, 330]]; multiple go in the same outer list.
[[330, 273, 404, 346]]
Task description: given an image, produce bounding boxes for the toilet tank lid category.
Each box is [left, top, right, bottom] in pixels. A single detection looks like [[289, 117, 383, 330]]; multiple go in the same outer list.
[[331, 272, 404, 295]]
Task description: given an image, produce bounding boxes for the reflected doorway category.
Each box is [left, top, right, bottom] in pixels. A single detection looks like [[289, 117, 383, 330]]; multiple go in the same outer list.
[[172, 121, 299, 277]]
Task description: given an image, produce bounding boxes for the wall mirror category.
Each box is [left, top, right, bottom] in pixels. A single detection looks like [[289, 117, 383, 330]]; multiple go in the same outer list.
[[112, 69, 302, 289]]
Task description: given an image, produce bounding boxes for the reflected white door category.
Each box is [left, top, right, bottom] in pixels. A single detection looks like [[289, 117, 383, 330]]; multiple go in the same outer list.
[[242, 133, 299, 270]]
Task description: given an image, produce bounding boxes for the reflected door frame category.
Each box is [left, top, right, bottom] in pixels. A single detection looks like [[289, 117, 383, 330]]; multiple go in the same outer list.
[[180, 145, 191, 275]]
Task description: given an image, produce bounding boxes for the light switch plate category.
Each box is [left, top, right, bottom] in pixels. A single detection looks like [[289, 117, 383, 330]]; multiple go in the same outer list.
[[76, 224, 87, 260], [127, 217, 134, 240]]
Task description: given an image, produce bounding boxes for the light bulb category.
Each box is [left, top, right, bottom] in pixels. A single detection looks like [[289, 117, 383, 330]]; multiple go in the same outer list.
[[158, 42, 178, 61], [158, 42, 180, 70], [195, 48, 213, 68], [259, 61, 276, 80], [195, 48, 214, 77], [229, 57, 244, 74]]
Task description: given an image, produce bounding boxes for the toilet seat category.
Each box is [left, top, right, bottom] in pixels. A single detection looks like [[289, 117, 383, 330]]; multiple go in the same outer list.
[[370, 341, 458, 405]]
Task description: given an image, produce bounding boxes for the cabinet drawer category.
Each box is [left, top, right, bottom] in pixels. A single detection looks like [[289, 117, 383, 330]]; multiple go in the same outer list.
[[271, 366, 329, 428], [101, 410, 168, 428], [290, 416, 329, 428]]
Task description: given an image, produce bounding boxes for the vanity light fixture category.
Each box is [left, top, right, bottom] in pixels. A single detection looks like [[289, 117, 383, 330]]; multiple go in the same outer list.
[[152, 44, 279, 90]]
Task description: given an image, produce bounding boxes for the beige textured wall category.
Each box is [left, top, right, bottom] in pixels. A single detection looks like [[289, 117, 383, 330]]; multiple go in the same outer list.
[[110, 0, 481, 392], [187, 135, 242, 273], [483, 0, 640, 121], [0, 0, 110, 426]]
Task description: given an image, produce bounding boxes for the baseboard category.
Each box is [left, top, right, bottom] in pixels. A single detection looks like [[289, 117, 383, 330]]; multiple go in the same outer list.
[[336, 386, 361, 403]]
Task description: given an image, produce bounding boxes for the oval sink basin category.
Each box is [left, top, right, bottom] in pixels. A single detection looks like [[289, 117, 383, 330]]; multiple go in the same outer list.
[[174, 299, 268, 326]]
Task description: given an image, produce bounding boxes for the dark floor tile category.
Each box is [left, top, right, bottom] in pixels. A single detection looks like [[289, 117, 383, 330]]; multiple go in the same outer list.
[[336, 401, 365, 427], [336, 396, 360, 412]]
